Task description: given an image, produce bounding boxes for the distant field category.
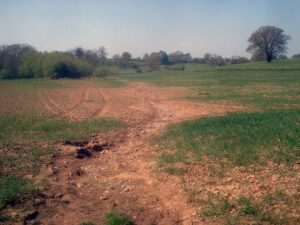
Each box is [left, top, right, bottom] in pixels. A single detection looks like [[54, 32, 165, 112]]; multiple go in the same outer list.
[[122, 60, 300, 110], [185, 59, 300, 71]]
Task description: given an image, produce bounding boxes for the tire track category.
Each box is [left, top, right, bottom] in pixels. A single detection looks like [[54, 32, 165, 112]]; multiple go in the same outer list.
[[38, 87, 108, 120]]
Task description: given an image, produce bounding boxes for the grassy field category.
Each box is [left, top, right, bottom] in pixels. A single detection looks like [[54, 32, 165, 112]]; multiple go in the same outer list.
[[0, 59, 299, 224], [120, 59, 300, 224], [158, 110, 299, 165], [122, 60, 300, 110]]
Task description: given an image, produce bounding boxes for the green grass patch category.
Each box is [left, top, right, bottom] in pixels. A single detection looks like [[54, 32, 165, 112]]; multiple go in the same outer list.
[[0, 114, 123, 146], [185, 59, 300, 72], [104, 212, 134, 225], [92, 78, 127, 87], [123, 70, 300, 110], [159, 152, 187, 164], [237, 196, 259, 216], [0, 175, 30, 209], [201, 193, 235, 217], [159, 110, 299, 165]]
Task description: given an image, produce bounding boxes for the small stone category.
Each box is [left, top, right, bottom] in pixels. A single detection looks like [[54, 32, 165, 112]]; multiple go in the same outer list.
[[101, 196, 108, 200], [61, 194, 72, 204], [54, 193, 64, 198], [24, 210, 39, 223], [270, 175, 279, 182], [25, 174, 34, 179], [45, 167, 54, 176], [34, 198, 45, 206]]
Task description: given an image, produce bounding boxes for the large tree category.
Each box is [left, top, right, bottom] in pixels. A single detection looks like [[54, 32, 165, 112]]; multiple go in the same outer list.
[[147, 52, 161, 71], [247, 26, 291, 63], [97, 46, 107, 64], [118, 52, 132, 68], [0, 44, 36, 78]]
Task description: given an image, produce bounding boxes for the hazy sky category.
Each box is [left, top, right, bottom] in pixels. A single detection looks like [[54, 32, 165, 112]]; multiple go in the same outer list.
[[0, 0, 299, 57]]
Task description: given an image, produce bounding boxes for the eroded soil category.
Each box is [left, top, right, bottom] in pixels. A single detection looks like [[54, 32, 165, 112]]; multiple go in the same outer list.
[[32, 82, 242, 225], [4, 82, 298, 225]]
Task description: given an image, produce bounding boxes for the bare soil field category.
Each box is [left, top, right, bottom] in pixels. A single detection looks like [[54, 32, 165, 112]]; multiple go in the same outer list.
[[1, 80, 299, 225], [23, 82, 241, 225]]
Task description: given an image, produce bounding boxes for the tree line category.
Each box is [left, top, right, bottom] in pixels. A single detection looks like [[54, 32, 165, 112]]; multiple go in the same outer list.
[[0, 26, 298, 79]]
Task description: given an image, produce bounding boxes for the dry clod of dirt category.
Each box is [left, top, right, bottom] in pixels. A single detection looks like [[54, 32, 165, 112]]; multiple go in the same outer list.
[[23, 210, 39, 225], [75, 148, 92, 159]]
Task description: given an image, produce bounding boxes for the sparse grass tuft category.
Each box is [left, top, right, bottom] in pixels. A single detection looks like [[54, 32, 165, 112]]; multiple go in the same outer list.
[[199, 194, 295, 225], [104, 212, 135, 225], [80, 222, 95, 225], [159, 152, 187, 164], [201, 193, 234, 217], [164, 167, 187, 175], [0, 175, 29, 209], [237, 196, 259, 216]]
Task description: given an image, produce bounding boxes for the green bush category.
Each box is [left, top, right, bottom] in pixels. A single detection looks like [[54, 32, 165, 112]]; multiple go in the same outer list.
[[16, 52, 94, 79], [165, 64, 185, 71], [92, 68, 112, 78], [0, 68, 14, 79]]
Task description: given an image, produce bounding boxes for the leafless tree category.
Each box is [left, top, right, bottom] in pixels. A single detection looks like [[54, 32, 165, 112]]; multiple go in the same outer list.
[[147, 52, 161, 71], [73, 47, 85, 58], [85, 50, 98, 65], [118, 52, 132, 68], [112, 54, 120, 65], [168, 51, 192, 64], [247, 26, 291, 63], [97, 46, 107, 64], [204, 53, 225, 66], [230, 56, 249, 64]]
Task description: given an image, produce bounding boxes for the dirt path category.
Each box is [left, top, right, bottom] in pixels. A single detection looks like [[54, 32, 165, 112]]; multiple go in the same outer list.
[[36, 83, 242, 225]]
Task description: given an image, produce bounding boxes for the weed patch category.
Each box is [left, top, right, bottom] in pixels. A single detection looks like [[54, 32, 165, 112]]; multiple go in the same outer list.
[[104, 212, 134, 225], [0, 175, 30, 209]]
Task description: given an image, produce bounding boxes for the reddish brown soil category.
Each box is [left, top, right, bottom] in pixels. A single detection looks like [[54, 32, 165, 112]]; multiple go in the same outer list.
[[32, 83, 242, 225]]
